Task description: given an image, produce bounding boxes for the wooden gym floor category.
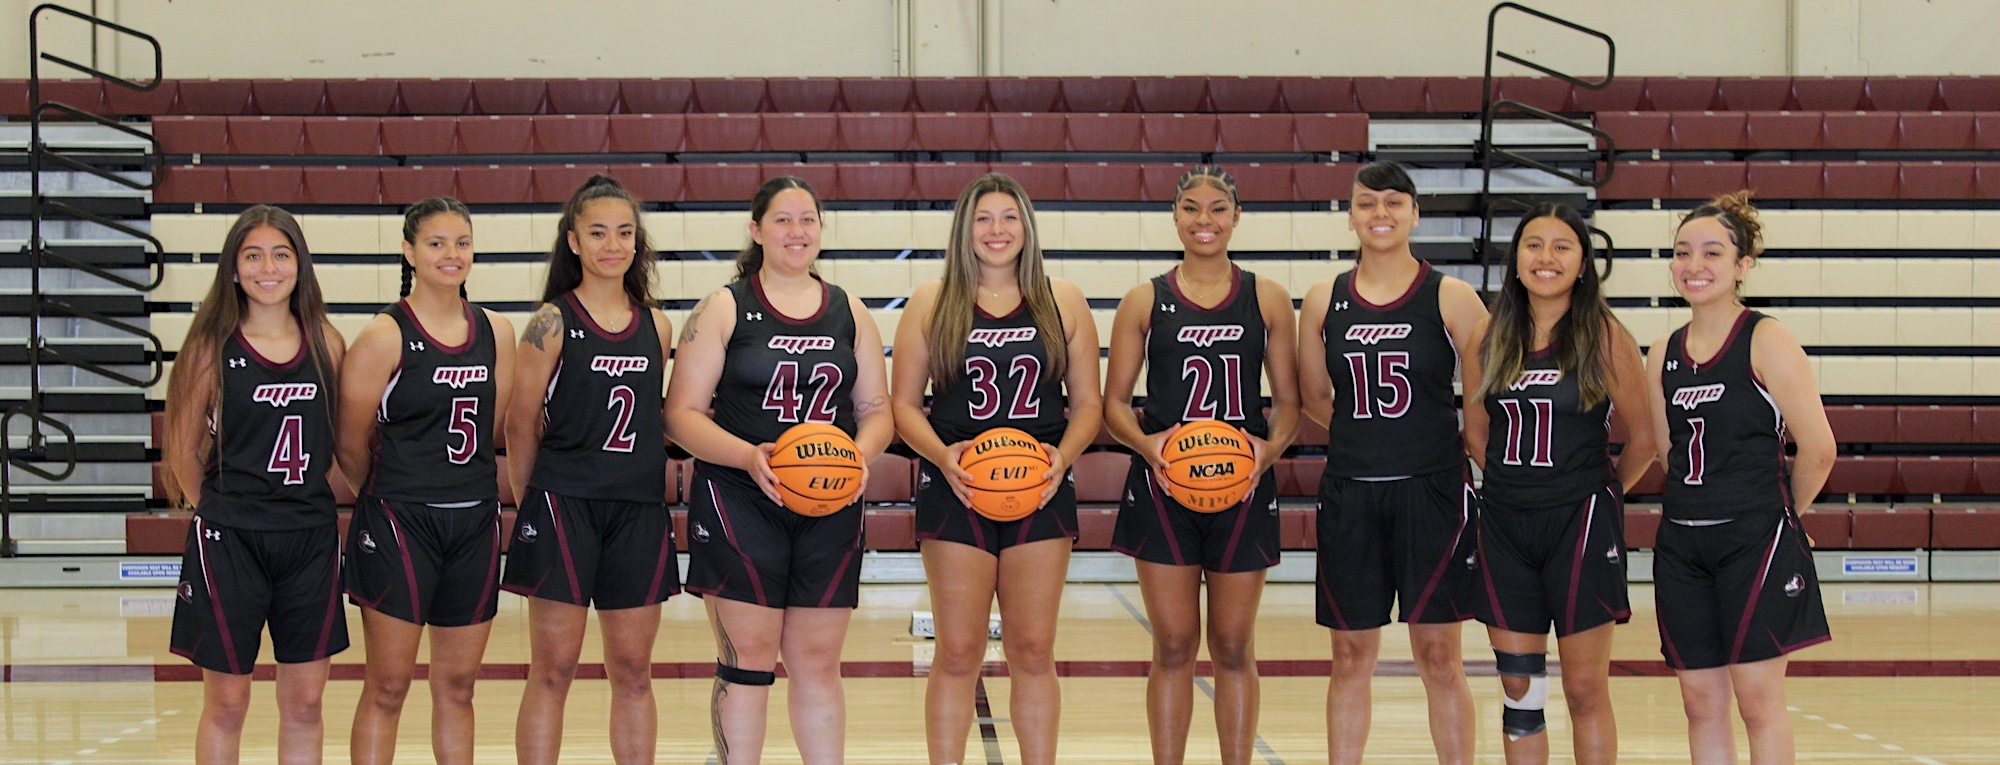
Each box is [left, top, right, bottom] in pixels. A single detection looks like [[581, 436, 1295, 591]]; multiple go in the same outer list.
[[2, 580, 1996, 763]]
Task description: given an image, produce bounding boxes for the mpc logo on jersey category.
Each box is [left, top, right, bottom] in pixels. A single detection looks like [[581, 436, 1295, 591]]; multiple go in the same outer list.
[[251, 383, 319, 408], [1344, 323, 1413, 346], [967, 327, 1036, 348], [1671, 383, 1726, 410], [589, 356, 650, 377], [432, 366, 490, 389], [1509, 369, 1564, 391], [1176, 325, 1244, 348], [768, 336, 836, 355]]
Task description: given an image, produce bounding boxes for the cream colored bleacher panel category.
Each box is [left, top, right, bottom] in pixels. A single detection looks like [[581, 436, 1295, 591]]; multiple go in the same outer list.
[[1819, 211, 1899, 250], [1287, 258, 1353, 296], [1976, 358, 2000, 397], [466, 263, 541, 304], [529, 212, 566, 252], [1613, 307, 1688, 346], [327, 313, 374, 345], [1758, 210, 1823, 250], [1818, 356, 1897, 396], [649, 260, 684, 302], [154, 313, 194, 353], [817, 260, 911, 299], [1895, 308, 1973, 346], [151, 360, 172, 399], [1896, 211, 1979, 250], [152, 214, 231, 255], [1896, 259, 1975, 298], [1896, 357, 1974, 397], [1226, 213, 1292, 252], [683, 213, 747, 251], [1590, 209, 1676, 251], [1063, 260, 1144, 300], [1744, 258, 1822, 298], [1819, 308, 1896, 346], [680, 261, 737, 298], [824, 210, 913, 251], [471, 214, 535, 255], [1034, 211, 1067, 251], [659, 310, 688, 343], [910, 211, 952, 250], [497, 312, 533, 342], [297, 215, 385, 255], [1602, 256, 1670, 299], [1974, 212, 2000, 250], [1090, 308, 1117, 347], [1975, 309, 2000, 348], [1139, 211, 1182, 251], [1293, 212, 1357, 252], [1818, 259, 1896, 299], [154, 263, 217, 303], [1064, 212, 1144, 251], [1976, 260, 2000, 297], [869, 308, 903, 349], [1757, 307, 1821, 345], [639, 212, 684, 252]]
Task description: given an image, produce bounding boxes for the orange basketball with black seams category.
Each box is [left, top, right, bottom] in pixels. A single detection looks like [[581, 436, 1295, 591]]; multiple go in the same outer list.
[[768, 423, 864, 517], [1157, 419, 1256, 513], [958, 427, 1051, 522]]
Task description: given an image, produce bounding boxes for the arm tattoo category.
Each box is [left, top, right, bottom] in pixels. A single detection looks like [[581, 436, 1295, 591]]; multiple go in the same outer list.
[[522, 304, 560, 351], [681, 293, 713, 345], [854, 395, 887, 418]]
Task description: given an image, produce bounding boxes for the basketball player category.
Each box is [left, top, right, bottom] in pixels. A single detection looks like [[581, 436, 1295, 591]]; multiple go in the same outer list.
[[665, 176, 894, 764], [1103, 166, 1301, 765], [163, 206, 347, 765], [1459, 204, 1655, 765], [1297, 161, 1487, 765], [1646, 192, 1834, 765], [502, 176, 676, 765], [891, 173, 1103, 765], [336, 198, 516, 765]]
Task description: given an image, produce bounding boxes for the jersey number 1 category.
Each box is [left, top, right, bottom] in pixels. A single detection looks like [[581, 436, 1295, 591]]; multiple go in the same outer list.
[[1342, 351, 1411, 419], [1181, 355, 1245, 421], [1497, 398, 1555, 467]]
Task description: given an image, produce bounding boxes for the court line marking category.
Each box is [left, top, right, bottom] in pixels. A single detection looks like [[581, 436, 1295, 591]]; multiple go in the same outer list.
[[1789, 703, 1956, 764], [974, 676, 1006, 765], [1103, 582, 1287, 765]]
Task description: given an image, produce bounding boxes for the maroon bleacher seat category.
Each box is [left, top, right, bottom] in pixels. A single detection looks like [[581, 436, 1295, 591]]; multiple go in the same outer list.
[[1294, 113, 1368, 153], [1931, 508, 2000, 550], [1075, 507, 1116, 550], [152, 116, 228, 155], [761, 112, 839, 152], [324, 79, 398, 116], [1281, 507, 1316, 550], [470, 78, 546, 115], [913, 112, 991, 151], [766, 77, 839, 112], [1670, 161, 1751, 199], [1279, 76, 1355, 113], [1217, 114, 1294, 153], [837, 162, 912, 201], [1065, 163, 1144, 201], [1898, 112, 1976, 150], [226, 166, 303, 205], [302, 166, 380, 205], [1274, 457, 1322, 499], [683, 163, 763, 201], [126, 513, 190, 555], [455, 165, 534, 204], [1133, 76, 1209, 112], [545, 79, 620, 114], [1670, 111, 1748, 150], [225, 116, 304, 155], [1293, 162, 1358, 201], [989, 77, 1061, 112], [1623, 506, 1661, 549], [1974, 407, 2000, 444], [397, 79, 474, 115], [177, 79, 251, 115], [155, 165, 226, 204], [865, 454, 915, 504], [864, 508, 917, 551], [102, 80, 176, 116], [378, 166, 458, 204], [1825, 404, 1897, 444], [992, 163, 1064, 201], [1898, 456, 1978, 496], [1938, 76, 2000, 111], [1424, 77, 1485, 113], [1595, 160, 1672, 200], [531, 165, 610, 204], [1822, 111, 1901, 149], [1139, 164, 1190, 203], [1823, 162, 1899, 199], [1207, 76, 1283, 113], [1143, 113, 1219, 153], [1848, 507, 1930, 549], [607, 113, 685, 153], [912, 77, 988, 112], [1974, 112, 2000, 150], [1823, 455, 1900, 496], [1352, 77, 1426, 113], [990, 113, 1067, 152], [618, 163, 684, 203], [1898, 405, 1974, 443], [1645, 77, 1719, 111], [1978, 164, 2000, 199], [684, 113, 763, 152], [691, 78, 767, 113], [1711, 77, 1787, 111], [1569, 79, 1645, 112], [380, 116, 458, 155], [1594, 112, 1671, 151], [670, 508, 689, 552], [1977, 457, 2000, 495], [1060, 76, 1136, 112], [1746, 161, 1824, 199], [1496, 76, 1572, 113], [1865, 77, 1941, 111], [618, 78, 694, 114], [1223, 164, 1294, 203], [301, 117, 381, 155], [457, 115, 535, 154], [1901, 161, 1978, 199], [1072, 452, 1130, 503], [1629, 463, 1666, 495], [1798, 507, 1851, 548], [1065, 113, 1143, 152], [1791, 77, 1867, 111], [767, 162, 838, 199], [913, 162, 990, 200], [531, 115, 609, 154], [836, 112, 915, 151], [839, 77, 913, 112], [1296, 416, 1329, 448], [1744, 111, 1820, 149], [36, 79, 105, 115]]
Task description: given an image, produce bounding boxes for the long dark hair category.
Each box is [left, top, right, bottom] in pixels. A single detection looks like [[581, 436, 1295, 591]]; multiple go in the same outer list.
[[162, 205, 338, 503], [1477, 203, 1624, 410], [400, 196, 473, 299], [540, 174, 656, 306], [734, 176, 824, 281], [929, 173, 1066, 385]]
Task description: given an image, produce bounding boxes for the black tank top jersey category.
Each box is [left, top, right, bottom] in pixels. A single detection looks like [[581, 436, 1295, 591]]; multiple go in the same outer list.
[[927, 292, 1069, 445], [1320, 262, 1464, 478], [1661, 311, 1790, 521], [198, 330, 337, 531], [1140, 266, 1268, 439], [528, 291, 667, 503], [1480, 349, 1616, 511], [711, 274, 860, 452], [365, 300, 499, 503]]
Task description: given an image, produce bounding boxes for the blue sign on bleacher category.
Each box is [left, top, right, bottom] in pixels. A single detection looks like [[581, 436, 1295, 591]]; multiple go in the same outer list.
[[1841, 556, 1920, 575], [118, 561, 182, 581]]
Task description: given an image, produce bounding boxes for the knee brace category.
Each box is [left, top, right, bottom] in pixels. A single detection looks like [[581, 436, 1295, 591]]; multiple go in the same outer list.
[[714, 663, 776, 687], [1494, 650, 1549, 741]]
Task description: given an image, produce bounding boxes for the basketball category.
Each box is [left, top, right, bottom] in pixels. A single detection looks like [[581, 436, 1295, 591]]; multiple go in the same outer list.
[[768, 423, 865, 517], [958, 427, 1053, 522], [1157, 420, 1257, 513]]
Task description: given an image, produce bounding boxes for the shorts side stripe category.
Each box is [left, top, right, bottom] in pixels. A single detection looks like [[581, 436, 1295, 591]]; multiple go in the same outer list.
[[1406, 480, 1472, 618], [643, 509, 673, 604], [1144, 472, 1187, 566], [817, 530, 861, 609], [1565, 494, 1598, 634], [380, 500, 422, 621], [546, 493, 582, 599], [314, 534, 343, 659], [475, 512, 501, 612], [1215, 487, 1255, 572], [195, 518, 243, 673], [708, 480, 769, 607], [1477, 530, 1508, 632], [1729, 521, 1787, 664]]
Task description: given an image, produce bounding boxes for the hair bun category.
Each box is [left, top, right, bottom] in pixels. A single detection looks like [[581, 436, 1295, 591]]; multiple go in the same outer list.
[[1709, 190, 1762, 257]]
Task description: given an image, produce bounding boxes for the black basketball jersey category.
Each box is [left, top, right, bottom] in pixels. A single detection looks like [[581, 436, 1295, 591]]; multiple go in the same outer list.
[[711, 274, 859, 453], [1141, 266, 1268, 439], [528, 291, 667, 503], [1320, 262, 1464, 478], [1661, 311, 1790, 521], [927, 293, 1069, 445], [198, 330, 337, 531], [1480, 349, 1616, 511], [364, 300, 499, 503]]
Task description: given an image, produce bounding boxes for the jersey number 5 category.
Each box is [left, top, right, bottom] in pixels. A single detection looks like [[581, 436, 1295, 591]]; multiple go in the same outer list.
[[1342, 351, 1411, 419], [267, 415, 311, 485], [447, 397, 479, 464], [764, 361, 842, 424]]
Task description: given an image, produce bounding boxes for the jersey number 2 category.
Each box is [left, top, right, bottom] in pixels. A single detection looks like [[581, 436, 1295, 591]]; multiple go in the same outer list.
[[764, 361, 842, 424], [267, 415, 311, 485], [1181, 355, 1245, 421], [967, 355, 1042, 420]]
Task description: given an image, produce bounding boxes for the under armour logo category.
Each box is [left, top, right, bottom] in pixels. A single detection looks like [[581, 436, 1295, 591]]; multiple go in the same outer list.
[[746, 312, 764, 322], [1666, 360, 1680, 371], [227, 358, 246, 368], [1334, 301, 1350, 312], [409, 341, 426, 352], [1159, 304, 1176, 313], [569, 329, 585, 339], [203, 528, 221, 541]]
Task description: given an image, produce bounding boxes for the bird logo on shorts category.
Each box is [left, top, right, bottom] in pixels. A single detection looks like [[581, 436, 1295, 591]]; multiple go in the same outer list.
[[518, 523, 538, 544], [692, 523, 711, 544], [1605, 545, 1621, 564], [918, 472, 931, 489], [177, 581, 195, 604], [359, 531, 378, 554], [1464, 551, 1479, 570], [1784, 573, 1805, 598]]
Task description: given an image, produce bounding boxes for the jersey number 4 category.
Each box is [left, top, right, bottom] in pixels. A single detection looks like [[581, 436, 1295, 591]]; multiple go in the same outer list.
[[967, 355, 1042, 420], [764, 361, 843, 424], [267, 415, 311, 485]]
